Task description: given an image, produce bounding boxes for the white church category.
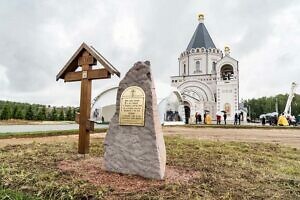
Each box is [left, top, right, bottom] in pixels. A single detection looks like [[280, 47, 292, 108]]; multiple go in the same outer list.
[[169, 14, 239, 122], [91, 14, 241, 124]]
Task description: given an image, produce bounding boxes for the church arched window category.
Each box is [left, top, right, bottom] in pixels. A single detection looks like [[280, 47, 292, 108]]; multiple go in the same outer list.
[[195, 61, 200, 73], [212, 62, 216, 73], [220, 65, 234, 80], [183, 64, 186, 75]]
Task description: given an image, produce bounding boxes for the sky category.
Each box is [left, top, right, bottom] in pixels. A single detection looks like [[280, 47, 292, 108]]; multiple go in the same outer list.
[[0, 0, 300, 107]]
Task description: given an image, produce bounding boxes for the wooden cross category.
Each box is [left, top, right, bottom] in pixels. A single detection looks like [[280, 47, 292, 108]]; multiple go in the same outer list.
[[56, 43, 120, 154]]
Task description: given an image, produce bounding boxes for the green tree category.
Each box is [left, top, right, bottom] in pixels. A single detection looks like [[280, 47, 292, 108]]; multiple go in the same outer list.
[[50, 107, 57, 121], [65, 107, 73, 121], [25, 105, 34, 120], [72, 108, 77, 121], [244, 93, 300, 119], [37, 106, 47, 121], [15, 108, 24, 119], [11, 106, 18, 119], [58, 109, 65, 121], [0, 105, 10, 120]]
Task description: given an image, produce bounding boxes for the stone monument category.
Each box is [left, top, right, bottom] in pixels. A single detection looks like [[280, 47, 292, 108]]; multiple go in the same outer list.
[[104, 61, 166, 180]]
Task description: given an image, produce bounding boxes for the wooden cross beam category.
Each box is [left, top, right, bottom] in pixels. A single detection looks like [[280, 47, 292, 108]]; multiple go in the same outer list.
[[56, 43, 120, 154], [64, 68, 111, 82]]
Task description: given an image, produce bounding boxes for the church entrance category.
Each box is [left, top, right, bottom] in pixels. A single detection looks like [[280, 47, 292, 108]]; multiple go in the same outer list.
[[184, 101, 191, 124], [184, 106, 190, 124]]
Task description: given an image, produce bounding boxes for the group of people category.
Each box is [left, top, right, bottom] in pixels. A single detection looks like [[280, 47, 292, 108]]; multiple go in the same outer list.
[[261, 113, 297, 126], [233, 112, 243, 125], [195, 112, 202, 124], [261, 115, 277, 126], [165, 110, 181, 121], [216, 112, 227, 125], [195, 112, 213, 124], [194, 112, 231, 125], [217, 112, 243, 125]]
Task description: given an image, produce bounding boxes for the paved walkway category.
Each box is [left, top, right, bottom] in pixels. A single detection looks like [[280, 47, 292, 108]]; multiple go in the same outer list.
[[0, 127, 299, 149], [0, 124, 108, 133], [163, 127, 300, 149]]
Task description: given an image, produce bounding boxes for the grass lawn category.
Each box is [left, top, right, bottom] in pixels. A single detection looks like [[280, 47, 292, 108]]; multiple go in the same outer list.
[[0, 136, 299, 199]]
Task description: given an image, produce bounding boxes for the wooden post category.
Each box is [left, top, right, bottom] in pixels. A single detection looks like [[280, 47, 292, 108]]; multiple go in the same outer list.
[[78, 51, 92, 154]]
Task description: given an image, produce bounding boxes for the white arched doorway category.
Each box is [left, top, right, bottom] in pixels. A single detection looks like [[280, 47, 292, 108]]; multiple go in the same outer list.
[[183, 101, 191, 124], [177, 80, 216, 119]]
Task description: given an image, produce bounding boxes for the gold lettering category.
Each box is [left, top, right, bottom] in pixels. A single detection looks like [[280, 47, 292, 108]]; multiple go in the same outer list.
[[119, 86, 145, 126]]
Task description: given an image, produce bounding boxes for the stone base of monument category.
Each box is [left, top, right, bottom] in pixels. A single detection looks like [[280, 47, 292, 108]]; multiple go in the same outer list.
[[103, 61, 166, 180]]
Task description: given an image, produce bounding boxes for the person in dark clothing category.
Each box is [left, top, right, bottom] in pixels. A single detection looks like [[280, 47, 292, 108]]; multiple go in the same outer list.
[[217, 115, 221, 125], [269, 116, 273, 126], [262, 117, 266, 126], [238, 113, 241, 125], [234, 113, 238, 125], [198, 114, 202, 124], [223, 113, 227, 125]]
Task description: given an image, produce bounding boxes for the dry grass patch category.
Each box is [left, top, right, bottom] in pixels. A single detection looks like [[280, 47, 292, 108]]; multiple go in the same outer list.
[[0, 136, 299, 199]]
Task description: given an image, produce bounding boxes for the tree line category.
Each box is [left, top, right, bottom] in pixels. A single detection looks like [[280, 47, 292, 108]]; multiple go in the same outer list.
[[0, 100, 78, 121], [244, 93, 300, 119], [2, 93, 300, 121]]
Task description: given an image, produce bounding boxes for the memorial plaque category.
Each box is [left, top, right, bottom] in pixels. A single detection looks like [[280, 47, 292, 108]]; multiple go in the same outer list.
[[119, 86, 145, 126]]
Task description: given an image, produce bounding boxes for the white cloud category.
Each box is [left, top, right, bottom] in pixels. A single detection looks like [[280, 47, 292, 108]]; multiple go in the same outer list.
[[112, 17, 142, 53], [0, 64, 9, 90], [0, 0, 300, 106]]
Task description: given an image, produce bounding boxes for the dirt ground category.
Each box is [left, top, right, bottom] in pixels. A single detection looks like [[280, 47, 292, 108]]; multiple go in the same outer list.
[[0, 126, 299, 149], [164, 126, 300, 149], [58, 158, 199, 192]]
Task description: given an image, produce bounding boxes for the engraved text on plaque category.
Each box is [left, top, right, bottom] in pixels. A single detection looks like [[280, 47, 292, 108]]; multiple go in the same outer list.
[[119, 86, 145, 126]]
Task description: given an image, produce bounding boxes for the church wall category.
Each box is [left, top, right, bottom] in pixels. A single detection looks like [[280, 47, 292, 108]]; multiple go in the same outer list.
[[179, 50, 222, 76], [188, 53, 205, 75], [171, 75, 218, 102], [208, 54, 222, 74], [204, 101, 217, 119], [180, 57, 188, 75], [216, 56, 239, 120], [217, 81, 238, 120]]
